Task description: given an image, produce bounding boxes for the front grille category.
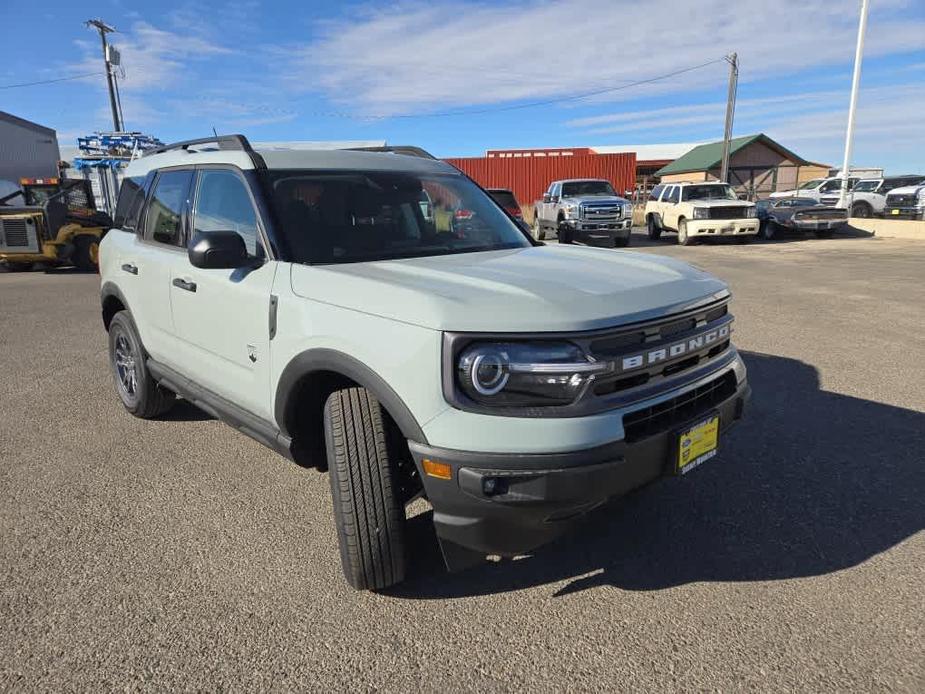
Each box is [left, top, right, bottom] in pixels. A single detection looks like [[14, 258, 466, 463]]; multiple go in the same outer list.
[[708, 206, 751, 220], [886, 194, 916, 207], [795, 210, 845, 220], [581, 203, 621, 221], [0, 219, 29, 247], [623, 371, 737, 443]]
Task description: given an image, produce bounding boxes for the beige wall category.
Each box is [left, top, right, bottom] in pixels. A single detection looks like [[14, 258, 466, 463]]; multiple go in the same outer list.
[[659, 171, 708, 184]]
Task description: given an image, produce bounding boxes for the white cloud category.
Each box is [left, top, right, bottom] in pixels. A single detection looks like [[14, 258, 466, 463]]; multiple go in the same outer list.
[[289, 0, 925, 115], [68, 21, 232, 92]]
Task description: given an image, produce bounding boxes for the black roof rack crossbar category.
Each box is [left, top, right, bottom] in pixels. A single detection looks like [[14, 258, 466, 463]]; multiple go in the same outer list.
[[145, 134, 254, 157], [345, 145, 437, 160]]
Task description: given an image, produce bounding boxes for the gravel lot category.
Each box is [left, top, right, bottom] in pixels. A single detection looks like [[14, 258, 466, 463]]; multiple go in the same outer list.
[[1, 232, 923, 691]]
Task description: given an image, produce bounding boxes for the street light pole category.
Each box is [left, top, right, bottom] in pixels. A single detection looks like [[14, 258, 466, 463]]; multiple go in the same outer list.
[[719, 52, 738, 184], [86, 19, 123, 132], [838, 0, 870, 212]]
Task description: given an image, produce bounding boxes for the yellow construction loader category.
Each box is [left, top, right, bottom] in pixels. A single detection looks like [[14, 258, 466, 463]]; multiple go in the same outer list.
[[0, 177, 112, 271]]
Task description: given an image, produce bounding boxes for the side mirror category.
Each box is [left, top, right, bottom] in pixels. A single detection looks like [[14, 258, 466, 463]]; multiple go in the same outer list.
[[543, 194, 552, 203], [188, 230, 248, 269]]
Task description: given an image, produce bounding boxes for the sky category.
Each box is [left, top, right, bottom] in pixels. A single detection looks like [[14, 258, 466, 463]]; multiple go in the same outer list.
[[2, 0, 924, 174]]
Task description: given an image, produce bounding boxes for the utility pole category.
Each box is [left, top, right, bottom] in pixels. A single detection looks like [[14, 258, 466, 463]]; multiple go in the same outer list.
[[838, 0, 869, 211], [86, 19, 123, 132], [719, 52, 738, 184]]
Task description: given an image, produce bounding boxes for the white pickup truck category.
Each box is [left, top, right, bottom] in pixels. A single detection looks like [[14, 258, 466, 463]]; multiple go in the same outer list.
[[819, 175, 925, 218], [532, 179, 633, 247], [770, 176, 859, 202]]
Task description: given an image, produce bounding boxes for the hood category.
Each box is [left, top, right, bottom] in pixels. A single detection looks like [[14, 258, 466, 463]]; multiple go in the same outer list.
[[290, 246, 728, 332], [562, 195, 629, 206], [887, 185, 925, 196], [686, 199, 754, 208]]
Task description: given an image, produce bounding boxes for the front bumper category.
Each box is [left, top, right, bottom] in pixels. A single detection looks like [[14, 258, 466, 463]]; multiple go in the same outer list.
[[787, 219, 847, 230], [687, 218, 758, 236], [410, 374, 750, 570], [563, 217, 632, 239]]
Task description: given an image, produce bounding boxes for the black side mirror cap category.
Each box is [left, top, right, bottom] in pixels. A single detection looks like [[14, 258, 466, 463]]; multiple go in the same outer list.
[[188, 230, 249, 269]]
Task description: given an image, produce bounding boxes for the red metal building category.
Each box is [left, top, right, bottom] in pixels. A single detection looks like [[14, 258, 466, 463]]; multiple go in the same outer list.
[[444, 152, 636, 210]]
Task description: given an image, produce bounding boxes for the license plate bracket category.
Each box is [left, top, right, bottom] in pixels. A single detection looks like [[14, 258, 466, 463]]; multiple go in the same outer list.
[[675, 413, 720, 475]]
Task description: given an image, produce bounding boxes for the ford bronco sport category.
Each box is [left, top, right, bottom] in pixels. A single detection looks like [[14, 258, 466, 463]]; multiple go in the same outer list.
[[100, 135, 750, 590]]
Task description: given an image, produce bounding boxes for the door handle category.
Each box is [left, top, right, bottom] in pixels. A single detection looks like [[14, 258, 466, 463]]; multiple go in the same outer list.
[[121, 263, 138, 275], [172, 277, 197, 293]]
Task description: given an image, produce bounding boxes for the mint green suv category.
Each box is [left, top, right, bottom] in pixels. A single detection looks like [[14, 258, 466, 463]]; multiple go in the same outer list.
[[100, 136, 750, 590]]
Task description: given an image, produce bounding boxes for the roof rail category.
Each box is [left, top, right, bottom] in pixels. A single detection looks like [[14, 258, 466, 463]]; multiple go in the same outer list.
[[345, 145, 437, 160], [144, 134, 254, 157]]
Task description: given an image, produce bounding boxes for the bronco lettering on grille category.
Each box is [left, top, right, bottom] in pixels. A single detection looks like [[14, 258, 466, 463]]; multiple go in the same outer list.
[[621, 324, 730, 372]]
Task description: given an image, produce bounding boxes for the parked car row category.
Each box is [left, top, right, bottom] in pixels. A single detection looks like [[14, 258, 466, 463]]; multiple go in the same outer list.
[[772, 174, 925, 219]]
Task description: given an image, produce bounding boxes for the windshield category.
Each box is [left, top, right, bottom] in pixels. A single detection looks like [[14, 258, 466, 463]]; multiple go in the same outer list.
[[797, 179, 824, 190], [682, 184, 738, 201], [265, 171, 531, 264], [561, 180, 615, 197], [852, 180, 880, 193]]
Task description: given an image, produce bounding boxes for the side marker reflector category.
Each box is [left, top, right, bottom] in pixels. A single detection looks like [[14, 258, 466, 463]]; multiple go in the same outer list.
[[422, 459, 452, 480]]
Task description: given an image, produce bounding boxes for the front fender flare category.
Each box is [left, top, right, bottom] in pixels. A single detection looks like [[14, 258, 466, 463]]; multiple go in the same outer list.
[[274, 348, 428, 445]]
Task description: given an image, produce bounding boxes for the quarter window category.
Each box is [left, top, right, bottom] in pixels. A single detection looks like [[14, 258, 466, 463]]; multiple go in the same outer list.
[[114, 176, 145, 231], [193, 170, 262, 256], [144, 170, 193, 247]]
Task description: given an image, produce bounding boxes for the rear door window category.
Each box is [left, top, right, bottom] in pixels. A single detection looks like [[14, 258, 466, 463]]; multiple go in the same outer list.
[[114, 176, 145, 231], [144, 170, 193, 247]]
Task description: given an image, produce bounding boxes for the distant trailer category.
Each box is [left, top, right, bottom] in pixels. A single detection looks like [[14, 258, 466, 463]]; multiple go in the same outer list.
[[0, 111, 61, 200]]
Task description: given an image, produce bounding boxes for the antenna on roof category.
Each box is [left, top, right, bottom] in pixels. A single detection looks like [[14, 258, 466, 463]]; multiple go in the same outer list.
[[212, 126, 218, 137]]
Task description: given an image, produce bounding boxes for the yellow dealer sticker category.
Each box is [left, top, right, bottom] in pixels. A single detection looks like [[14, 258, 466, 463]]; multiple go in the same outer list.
[[678, 415, 719, 474]]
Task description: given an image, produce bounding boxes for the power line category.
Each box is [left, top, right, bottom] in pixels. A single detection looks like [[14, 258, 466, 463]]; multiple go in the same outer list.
[[380, 57, 728, 119], [0, 72, 104, 90]]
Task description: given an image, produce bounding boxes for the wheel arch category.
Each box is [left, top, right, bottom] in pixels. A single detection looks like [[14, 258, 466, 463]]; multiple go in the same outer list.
[[275, 349, 428, 468], [101, 281, 130, 331]]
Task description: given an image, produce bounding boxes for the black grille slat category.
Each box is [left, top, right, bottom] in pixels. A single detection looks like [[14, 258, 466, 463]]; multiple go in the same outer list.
[[704, 305, 728, 323], [708, 206, 750, 220], [658, 318, 696, 339], [623, 372, 737, 443]]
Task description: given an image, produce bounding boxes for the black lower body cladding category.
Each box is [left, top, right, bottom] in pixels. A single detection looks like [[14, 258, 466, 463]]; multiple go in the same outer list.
[[409, 376, 750, 571]]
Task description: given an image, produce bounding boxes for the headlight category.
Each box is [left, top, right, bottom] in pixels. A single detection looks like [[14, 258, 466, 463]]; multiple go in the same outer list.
[[623, 204, 633, 218], [563, 204, 579, 219], [745, 207, 758, 218], [457, 342, 608, 407], [692, 207, 709, 219]]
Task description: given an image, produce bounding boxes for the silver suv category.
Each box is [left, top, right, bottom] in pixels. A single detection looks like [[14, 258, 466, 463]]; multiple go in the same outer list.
[[100, 135, 750, 590]]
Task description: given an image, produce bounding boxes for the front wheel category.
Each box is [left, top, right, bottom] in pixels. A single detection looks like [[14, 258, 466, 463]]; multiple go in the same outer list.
[[759, 219, 777, 240], [647, 215, 662, 240], [851, 202, 871, 218], [677, 219, 693, 246], [614, 234, 630, 248], [325, 387, 407, 591], [532, 213, 545, 241]]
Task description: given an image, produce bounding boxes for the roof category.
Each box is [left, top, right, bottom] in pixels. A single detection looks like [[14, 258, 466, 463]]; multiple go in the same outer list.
[[125, 146, 456, 178], [0, 111, 57, 138], [655, 134, 811, 176], [591, 142, 706, 160]]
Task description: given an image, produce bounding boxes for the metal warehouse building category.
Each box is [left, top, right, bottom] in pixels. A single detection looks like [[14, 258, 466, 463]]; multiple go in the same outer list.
[[0, 112, 61, 192]]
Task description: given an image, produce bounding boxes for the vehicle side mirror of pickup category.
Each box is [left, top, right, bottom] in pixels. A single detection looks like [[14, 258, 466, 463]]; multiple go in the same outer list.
[[188, 230, 249, 269], [543, 194, 552, 203]]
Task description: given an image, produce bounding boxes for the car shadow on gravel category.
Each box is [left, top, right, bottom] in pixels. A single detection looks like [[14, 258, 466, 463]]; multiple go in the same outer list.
[[386, 351, 925, 599]]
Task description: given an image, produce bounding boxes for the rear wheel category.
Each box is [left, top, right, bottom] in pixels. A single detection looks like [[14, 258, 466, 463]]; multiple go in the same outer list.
[[324, 387, 407, 591], [677, 218, 693, 246], [1, 261, 32, 272], [72, 234, 99, 272], [647, 215, 662, 240], [108, 311, 175, 418]]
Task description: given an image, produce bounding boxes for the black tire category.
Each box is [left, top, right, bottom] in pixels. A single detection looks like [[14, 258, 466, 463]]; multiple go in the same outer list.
[[647, 215, 662, 240], [677, 218, 693, 246], [851, 202, 871, 218], [72, 234, 99, 272], [532, 212, 545, 241], [1, 262, 32, 272], [324, 387, 406, 591], [557, 219, 574, 244], [108, 311, 175, 418], [815, 228, 835, 239], [614, 235, 630, 248], [759, 219, 777, 240]]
